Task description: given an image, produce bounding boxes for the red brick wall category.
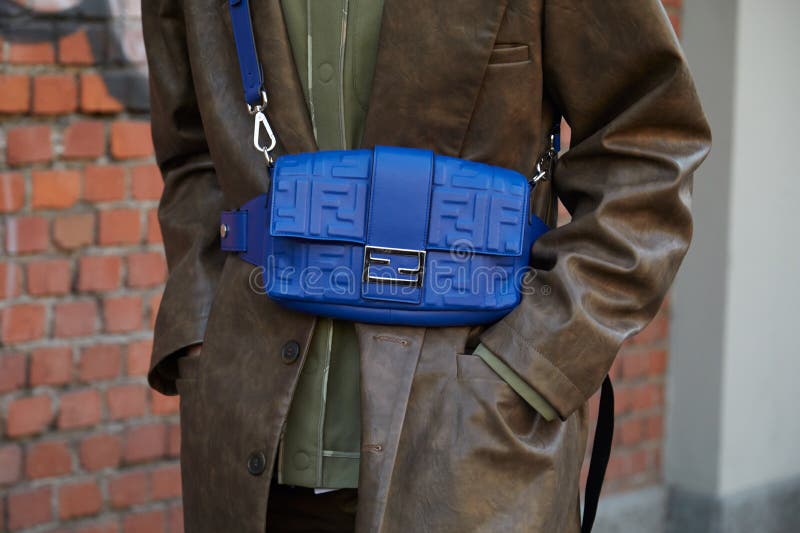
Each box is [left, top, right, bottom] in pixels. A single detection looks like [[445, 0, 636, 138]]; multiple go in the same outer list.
[[0, 1, 179, 532], [0, 0, 683, 531]]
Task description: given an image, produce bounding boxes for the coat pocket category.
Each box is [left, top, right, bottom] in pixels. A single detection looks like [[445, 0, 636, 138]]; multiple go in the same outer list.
[[454, 351, 545, 439], [488, 43, 530, 65]]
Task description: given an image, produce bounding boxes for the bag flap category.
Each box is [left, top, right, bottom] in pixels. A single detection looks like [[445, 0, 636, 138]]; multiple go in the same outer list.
[[270, 148, 529, 257]]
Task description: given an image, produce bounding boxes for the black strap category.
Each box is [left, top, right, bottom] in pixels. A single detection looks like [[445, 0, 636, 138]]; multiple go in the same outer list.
[[581, 376, 614, 532]]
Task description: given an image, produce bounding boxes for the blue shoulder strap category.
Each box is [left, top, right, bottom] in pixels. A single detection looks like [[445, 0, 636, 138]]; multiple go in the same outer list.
[[229, 0, 265, 108]]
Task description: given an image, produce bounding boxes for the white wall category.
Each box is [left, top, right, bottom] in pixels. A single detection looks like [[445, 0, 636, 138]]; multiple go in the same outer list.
[[718, 0, 800, 496], [669, 0, 800, 498], [666, 0, 737, 496]]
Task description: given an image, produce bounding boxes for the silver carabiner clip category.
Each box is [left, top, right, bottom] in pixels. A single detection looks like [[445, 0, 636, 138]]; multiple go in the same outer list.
[[529, 133, 559, 186], [531, 160, 549, 184], [253, 110, 277, 166], [530, 151, 556, 185], [247, 90, 277, 166]]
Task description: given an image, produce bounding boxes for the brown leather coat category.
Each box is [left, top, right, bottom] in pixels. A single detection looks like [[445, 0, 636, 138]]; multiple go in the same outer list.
[[142, 0, 711, 531]]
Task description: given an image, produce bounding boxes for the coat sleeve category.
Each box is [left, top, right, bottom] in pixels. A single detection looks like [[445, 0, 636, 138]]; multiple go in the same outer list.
[[478, 0, 712, 419], [142, 0, 227, 395]]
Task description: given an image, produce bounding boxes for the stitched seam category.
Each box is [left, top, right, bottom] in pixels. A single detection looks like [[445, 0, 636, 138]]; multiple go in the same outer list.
[[306, 0, 318, 143], [421, 150, 433, 251], [315, 317, 334, 486], [365, 148, 378, 244], [338, 0, 349, 148]]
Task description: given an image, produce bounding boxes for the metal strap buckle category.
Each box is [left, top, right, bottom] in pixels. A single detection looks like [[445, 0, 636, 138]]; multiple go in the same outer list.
[[363, 246, 426, 287]]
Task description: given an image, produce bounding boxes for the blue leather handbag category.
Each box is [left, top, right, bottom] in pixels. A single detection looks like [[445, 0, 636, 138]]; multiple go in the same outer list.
[[220, 0, 558, 327], [221, 145, 552, 326]]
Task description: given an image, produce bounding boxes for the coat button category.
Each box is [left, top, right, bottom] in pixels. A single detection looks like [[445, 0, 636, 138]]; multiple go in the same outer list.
[[280, 340, 301, 364], [247, 450, 267, 476]]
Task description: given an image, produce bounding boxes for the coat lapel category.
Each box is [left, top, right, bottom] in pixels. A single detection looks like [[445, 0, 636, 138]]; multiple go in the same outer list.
[[360, 0, 510, 154]]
